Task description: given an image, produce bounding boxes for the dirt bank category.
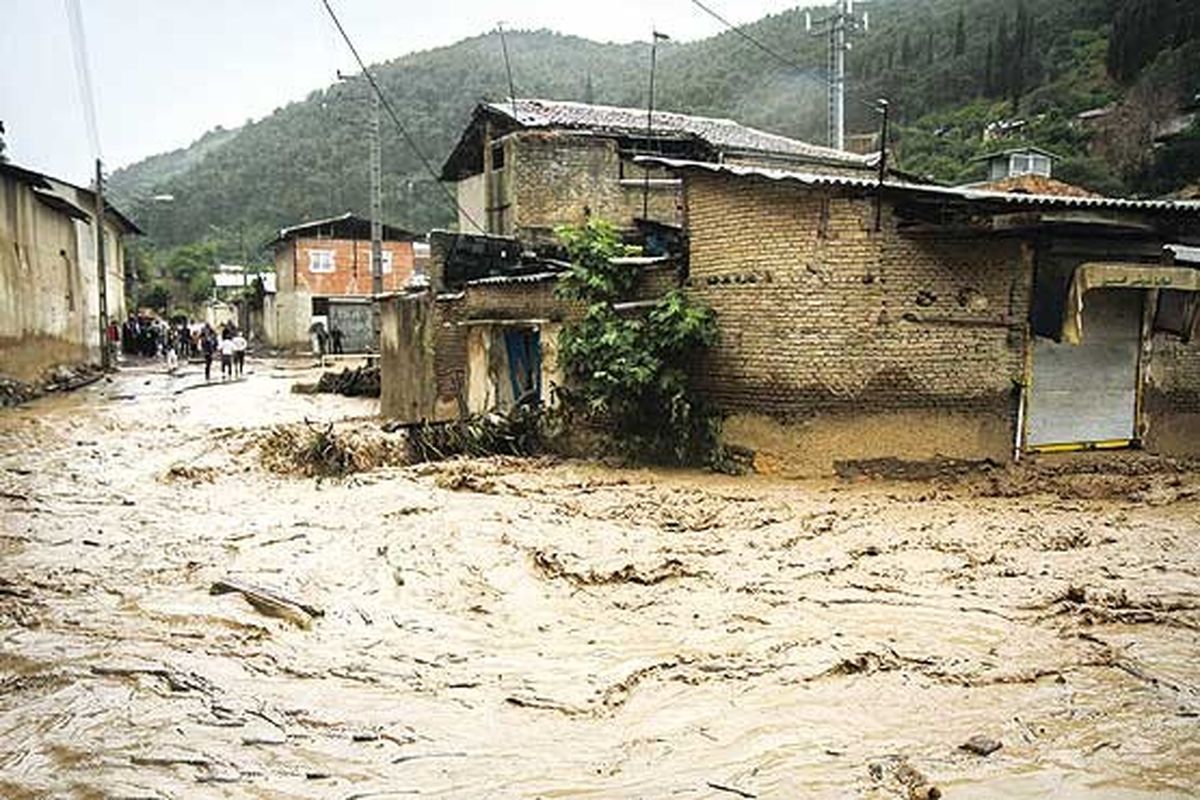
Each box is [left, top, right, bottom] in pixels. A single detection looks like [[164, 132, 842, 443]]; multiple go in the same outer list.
[[1, 359, 1198, 798]]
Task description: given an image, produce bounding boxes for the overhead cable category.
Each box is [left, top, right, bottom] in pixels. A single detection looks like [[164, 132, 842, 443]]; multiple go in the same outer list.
[[319, 0, 484, 231]]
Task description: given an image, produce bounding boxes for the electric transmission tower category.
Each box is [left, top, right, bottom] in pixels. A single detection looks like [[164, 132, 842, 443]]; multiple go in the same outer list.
[[807, 0, 871, 151]]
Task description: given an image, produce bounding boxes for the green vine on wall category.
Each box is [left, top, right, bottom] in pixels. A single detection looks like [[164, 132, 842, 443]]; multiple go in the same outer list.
[[554, 219, 723, 466]]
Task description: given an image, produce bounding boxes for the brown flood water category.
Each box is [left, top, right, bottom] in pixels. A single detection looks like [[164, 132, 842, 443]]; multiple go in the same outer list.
[[1, 359, 1198, 799]]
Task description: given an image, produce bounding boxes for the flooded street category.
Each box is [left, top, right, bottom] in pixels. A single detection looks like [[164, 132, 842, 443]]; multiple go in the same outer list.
[[1, 359, 1199, 799]]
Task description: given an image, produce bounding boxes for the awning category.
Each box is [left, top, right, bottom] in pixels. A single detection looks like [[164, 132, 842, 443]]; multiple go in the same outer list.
[[1063, 262, 1200, 344]]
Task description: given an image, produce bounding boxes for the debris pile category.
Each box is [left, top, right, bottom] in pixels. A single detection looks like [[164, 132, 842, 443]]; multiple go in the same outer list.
[[316, 365, 380, 397], [406, 408, 543, 463], [0, 363, 104, 408], [256, 421, 407, 477], [0, 376, 39, 408]]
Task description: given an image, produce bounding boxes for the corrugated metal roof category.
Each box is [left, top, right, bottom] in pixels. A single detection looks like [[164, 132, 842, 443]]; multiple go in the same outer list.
[[638, 157, 1200, 214], [487, 99, 874, 167], [271, 212, 416, 245], [465, 271, 561, 287]]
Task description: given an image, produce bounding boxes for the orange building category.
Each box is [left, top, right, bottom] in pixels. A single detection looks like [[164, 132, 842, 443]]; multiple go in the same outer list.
[[266, 213, 418, 352]]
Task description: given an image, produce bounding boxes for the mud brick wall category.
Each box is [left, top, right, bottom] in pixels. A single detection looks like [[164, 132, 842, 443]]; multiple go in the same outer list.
[[424, 265, 681, 419], [510, 132, 681, 244], [1144, 334, 1200, 456], [683, 171, 1027, 416]]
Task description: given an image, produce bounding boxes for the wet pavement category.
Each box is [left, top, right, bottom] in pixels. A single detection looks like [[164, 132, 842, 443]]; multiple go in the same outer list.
[[1, 359, 1198, 798]]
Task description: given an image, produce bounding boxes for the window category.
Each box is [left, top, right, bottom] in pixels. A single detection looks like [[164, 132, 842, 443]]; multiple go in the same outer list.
[[1009, 152, 1052, 177], [380, 250, 393, 274], [308, 249, 335, 273]]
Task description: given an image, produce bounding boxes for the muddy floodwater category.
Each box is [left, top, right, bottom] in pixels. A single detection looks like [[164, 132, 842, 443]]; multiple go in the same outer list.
[[1, 359, 1199, 799]]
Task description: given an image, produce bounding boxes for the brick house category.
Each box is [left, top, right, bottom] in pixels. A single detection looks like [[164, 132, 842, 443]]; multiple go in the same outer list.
[[266, 213, 417, 352], [438, 98, 878, 247], [643, 157, 1200, 474]]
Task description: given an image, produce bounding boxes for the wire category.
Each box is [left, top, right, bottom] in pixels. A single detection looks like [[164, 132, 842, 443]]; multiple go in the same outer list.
[[319, 0, 483, 232], [497, 22, 519, 119], [65, 0, 102, 159], [688, 0, 881, 114]]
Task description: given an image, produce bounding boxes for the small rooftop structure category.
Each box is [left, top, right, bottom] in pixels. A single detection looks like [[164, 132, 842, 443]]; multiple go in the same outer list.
[[440, 98, 876, 181], [972, 146, 1061, 182], [268, 212, 416, 247]]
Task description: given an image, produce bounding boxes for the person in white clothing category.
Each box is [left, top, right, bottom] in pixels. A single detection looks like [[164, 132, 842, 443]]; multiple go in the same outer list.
[[219, 335, 236, 379], [231, 332, 247, 377]]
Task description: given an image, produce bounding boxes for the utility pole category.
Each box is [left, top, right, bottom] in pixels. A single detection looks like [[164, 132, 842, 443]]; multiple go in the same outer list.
[[370, 87, 382, 299], [644, 30, 670, 221], [807, 0, 870, 151], [94, 158, 110, 370]]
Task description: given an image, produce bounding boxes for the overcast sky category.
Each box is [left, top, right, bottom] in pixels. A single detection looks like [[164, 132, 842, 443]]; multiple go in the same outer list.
[[1, 0, 807, 185]]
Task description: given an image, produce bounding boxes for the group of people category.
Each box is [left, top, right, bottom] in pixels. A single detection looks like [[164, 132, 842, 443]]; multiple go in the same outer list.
[[199, 322, 248, 381], [114, 313, 248, 382], [309, 321, 345, 356]]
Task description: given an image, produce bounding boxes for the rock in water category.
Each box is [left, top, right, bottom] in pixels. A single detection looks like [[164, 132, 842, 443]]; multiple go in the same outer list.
[[960, 735, 1003, 756]]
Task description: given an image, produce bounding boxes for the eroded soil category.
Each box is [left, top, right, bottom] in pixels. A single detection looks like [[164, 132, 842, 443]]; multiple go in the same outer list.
[[1, 360, 1198, 799]]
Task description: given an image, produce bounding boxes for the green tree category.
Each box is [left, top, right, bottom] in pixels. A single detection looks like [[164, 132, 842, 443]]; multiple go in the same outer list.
[[954, 8, 966, 57]]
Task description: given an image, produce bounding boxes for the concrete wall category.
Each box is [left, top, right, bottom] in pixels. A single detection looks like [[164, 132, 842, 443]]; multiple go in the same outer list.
[[457, 173, 487, 234], [0, 172, 127, 381], [380, 293, 438, 422], [682, 171, 1029, 475]]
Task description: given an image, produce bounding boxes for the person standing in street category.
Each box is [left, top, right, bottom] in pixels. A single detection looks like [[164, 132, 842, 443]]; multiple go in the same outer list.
[[201, 325, 217, 381], [231, 330, 247, 377], [219, 333, 235, 380]]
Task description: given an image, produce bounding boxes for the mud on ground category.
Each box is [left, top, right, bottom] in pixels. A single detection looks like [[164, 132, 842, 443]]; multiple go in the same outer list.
[[1, 360, 1199, 798]]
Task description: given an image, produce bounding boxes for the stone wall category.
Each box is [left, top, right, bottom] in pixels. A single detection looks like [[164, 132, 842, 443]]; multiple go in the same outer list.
[[681, 171, 1029, 473]]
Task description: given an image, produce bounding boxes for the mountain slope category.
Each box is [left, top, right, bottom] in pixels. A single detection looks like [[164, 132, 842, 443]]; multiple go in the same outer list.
[[110, 0, 1200, 264]]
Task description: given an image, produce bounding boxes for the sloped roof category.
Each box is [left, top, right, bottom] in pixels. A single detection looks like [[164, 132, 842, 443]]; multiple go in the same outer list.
[[440, 98, 874, 180], [0, 161, 143, 234], [971, 146, 1062, 163], [269, 212, 417, 246]]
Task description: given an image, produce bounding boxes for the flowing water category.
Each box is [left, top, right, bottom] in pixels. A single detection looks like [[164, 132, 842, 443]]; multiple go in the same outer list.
[[1, 360, 1198, 799]]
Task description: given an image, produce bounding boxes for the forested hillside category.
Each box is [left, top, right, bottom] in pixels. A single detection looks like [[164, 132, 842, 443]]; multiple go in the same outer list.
[[111, 0, 1199, 282]]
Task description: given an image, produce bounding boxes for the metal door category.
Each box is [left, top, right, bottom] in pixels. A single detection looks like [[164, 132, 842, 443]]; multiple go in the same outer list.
[[1026, 289, 1142, 450], [328, 301, 374, 353]]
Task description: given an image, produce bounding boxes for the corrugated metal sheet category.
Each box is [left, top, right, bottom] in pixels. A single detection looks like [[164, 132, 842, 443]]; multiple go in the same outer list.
[[1166, 244, 1200, 263], [488, 99, 873, 167], [638, 157, 1200, 215], [465, 271, 561, 287]]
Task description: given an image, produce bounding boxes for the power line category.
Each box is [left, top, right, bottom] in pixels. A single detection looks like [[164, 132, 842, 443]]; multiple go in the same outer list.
[[497, 22, 519, 119], [688, 0, 880, 115], [64, 0, 101, 158], [318, 0, 483, 232]]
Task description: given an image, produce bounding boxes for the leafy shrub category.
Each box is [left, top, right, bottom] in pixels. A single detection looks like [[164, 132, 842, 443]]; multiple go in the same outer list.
[[554, 220, 722, 466]]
